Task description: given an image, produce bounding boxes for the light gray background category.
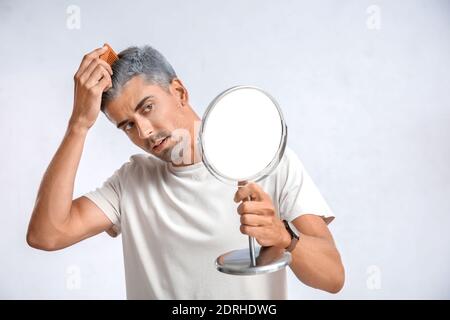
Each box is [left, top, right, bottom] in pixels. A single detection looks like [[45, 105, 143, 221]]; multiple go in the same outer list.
[[1, 0, 449, 299]]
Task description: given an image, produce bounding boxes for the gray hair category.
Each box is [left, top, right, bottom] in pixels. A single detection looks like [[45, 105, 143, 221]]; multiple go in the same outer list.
[[101, 45, 177, 112]]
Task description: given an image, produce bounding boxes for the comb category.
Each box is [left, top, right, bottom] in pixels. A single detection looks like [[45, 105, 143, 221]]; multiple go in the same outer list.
[[99, 43, 118, 66]]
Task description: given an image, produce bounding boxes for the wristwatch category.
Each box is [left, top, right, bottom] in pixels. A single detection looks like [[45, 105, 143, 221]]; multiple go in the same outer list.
[[282, 220, 299, 252]]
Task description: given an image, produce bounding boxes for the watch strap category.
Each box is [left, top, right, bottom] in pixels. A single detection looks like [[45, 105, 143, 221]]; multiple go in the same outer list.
[[283, 220, 299, 252]]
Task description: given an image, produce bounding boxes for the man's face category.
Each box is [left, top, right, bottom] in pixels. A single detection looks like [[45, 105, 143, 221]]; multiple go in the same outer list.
[[104, 75, 189, 162]]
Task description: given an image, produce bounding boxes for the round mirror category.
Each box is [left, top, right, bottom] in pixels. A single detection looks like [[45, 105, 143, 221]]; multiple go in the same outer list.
[[200, 86, 287, 184], [200, 85, 291, 275]]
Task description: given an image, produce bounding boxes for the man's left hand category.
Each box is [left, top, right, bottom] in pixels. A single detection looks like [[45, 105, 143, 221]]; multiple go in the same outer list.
[[233, 181, 290, 249]]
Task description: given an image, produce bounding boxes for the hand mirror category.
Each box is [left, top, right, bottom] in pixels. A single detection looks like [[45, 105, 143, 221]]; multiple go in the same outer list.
[[199, 85, 291, 275]]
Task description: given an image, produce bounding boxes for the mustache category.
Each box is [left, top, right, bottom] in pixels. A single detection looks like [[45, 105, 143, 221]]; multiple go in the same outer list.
[[148, 131, 172, 147]]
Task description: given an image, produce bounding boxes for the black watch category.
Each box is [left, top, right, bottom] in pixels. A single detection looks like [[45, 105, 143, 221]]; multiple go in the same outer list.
[[282, 220, 299, 252]]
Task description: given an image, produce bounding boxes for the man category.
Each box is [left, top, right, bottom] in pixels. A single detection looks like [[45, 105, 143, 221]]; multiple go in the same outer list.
[[27, 44, 344, 299]]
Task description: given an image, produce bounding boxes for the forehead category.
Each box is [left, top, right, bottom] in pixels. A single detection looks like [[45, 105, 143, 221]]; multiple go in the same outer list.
[[105, 75, 169, 124]]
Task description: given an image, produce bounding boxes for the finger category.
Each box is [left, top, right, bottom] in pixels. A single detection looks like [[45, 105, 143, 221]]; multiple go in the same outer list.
[[237, 201, 272, 216], [240, 213, 270, 227], [236, 181, 254, 201], [238, 180, 247, 187], [76, 45, 109, 77], [234, 183, 252, 202], [86, 65, 110, 88], [96, 58, 113, 75], [94, 74, 113, 92], [234, 182, 264, 202], [79, 58, 101, 83], [240, 225, 263, 238], [80, 57, 113, 83]]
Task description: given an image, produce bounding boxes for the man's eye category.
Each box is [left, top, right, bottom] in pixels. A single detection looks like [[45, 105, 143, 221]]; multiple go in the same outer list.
[[124, 122, 134, 131], [143, 104, 153, 113]]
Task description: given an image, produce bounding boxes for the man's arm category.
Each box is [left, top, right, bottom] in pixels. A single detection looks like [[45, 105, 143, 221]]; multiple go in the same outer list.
[[287, 214, 344, 293], [26, 45, 114, 251], [234, 182, 345, 294]]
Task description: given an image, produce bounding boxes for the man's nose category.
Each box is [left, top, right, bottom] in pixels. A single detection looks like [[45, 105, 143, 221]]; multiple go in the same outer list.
[[135, 119, 153, 139]]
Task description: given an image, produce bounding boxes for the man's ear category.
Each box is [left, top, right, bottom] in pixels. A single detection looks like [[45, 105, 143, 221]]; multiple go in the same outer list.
[[170, 78, 189, 106]]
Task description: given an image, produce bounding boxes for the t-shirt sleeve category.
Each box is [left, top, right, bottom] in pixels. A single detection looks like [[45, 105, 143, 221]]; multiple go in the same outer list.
[[278, 148, 335, 225], [83, 166, 124, 237]]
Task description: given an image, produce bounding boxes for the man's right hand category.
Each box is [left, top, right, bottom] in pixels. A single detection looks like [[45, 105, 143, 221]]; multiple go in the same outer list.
[[69, 45, 113, 130]]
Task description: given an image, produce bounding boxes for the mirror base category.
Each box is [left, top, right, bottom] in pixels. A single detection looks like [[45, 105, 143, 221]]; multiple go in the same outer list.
[[216, 246, 291, 275]]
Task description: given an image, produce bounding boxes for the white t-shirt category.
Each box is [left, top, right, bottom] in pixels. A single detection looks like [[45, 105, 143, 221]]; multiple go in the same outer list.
[[83, 146, 334, 299]]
